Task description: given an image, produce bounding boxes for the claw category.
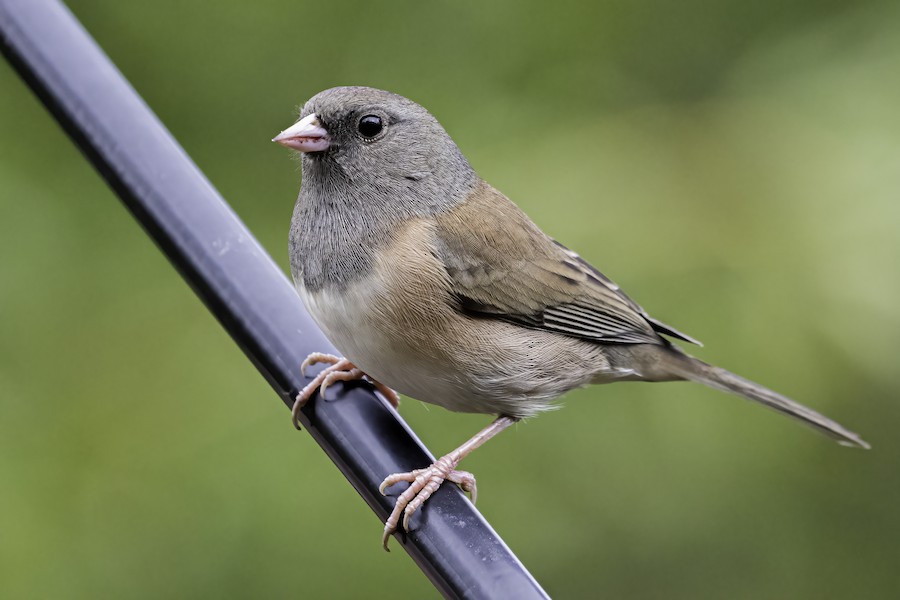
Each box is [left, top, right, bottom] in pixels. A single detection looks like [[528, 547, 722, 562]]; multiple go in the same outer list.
[[382, 525, 394, 551], [457, 473, 477, 504]]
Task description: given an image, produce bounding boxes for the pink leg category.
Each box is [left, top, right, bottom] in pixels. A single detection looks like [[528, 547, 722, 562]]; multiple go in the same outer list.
[[379, 416, 518, 550], [292, 352, 400, 429]]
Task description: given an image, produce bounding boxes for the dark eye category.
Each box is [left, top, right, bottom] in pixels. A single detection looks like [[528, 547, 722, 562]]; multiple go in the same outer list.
[[358, 115, 383, 138]]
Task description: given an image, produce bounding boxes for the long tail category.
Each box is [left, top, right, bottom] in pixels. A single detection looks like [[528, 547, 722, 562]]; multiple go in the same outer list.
[[661, 352, 870, 449]]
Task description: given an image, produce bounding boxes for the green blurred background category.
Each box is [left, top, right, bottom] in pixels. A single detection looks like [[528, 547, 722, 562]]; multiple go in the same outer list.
[[2, 0, 899, 597]]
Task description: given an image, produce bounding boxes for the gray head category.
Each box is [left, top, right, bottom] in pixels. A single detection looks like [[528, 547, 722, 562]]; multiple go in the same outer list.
[[274, 86, 477, 215], [277, 87, 479, 291]]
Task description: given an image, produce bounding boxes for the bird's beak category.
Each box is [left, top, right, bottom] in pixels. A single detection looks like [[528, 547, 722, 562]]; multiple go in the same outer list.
[[272, 113, 330, 152]]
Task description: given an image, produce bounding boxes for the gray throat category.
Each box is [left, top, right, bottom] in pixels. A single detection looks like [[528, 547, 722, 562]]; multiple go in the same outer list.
[[290, 153, 477, 293]]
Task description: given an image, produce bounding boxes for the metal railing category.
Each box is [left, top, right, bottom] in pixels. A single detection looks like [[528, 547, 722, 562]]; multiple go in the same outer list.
[[0, 0, 549, 597]]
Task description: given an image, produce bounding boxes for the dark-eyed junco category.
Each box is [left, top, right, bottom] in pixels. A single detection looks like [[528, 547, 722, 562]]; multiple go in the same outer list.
[[273, 86, 868, 550]]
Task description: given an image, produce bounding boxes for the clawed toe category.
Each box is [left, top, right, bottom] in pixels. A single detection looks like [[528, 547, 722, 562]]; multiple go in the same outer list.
[[300, 352, 343, 377], [368, 377, 401, 408], [378, 458, 477, 550], [452, 471, 477, 503], [319, 366, 365, 399]]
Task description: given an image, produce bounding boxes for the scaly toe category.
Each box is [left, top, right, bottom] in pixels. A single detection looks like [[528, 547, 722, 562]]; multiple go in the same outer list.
[[400, 469, 447, 531], [447, 470, 477, 503], [300, 352, 342, 377], [367, 377, 401, 408], [382, 472, 430, 551], [379, 468, 427, 495], [319, 367, 364, 400]]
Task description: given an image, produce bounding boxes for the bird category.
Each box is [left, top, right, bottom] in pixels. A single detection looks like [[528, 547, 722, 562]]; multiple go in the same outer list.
[[272, 86, 869, 550]]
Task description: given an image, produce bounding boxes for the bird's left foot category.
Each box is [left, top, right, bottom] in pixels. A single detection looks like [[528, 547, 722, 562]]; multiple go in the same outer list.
[[376, 416, 518, 550], [292, 352, 399, 428], [378, 455, 477, 551]]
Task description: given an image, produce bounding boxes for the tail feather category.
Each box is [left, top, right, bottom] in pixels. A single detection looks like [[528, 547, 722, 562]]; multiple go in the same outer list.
[[664, 353, 870, 449]]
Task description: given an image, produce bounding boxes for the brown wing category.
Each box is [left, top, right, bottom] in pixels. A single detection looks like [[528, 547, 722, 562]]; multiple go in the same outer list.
[[433, 181, 701, 346]]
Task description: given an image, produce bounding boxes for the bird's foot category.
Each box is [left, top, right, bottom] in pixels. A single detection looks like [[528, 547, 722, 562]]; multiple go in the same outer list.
[[292, 352, 399, 428], [378, 454, 477, 550]]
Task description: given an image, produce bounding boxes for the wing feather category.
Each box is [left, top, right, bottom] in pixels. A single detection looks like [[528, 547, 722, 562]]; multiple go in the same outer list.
[[434, 181, 700, 346]]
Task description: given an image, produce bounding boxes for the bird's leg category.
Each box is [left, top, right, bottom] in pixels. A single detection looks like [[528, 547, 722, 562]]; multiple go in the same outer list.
[[378, 415, 518, 550], [292, 352, 400, 428]]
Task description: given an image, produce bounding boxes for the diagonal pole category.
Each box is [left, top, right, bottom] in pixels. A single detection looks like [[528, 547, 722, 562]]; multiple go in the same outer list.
[[0, 0, 549, 598]]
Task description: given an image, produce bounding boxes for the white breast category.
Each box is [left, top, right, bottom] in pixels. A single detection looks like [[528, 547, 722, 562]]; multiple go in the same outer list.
[[296, 276, 393, 374], [295, 270, 476, 410]]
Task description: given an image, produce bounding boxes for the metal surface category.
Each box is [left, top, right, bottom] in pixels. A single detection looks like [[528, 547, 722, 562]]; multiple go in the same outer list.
[[0, 0, 549, 597]]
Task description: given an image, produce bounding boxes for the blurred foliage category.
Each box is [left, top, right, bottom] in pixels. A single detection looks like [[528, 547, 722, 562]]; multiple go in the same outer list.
[[2, 0, 899, 597]]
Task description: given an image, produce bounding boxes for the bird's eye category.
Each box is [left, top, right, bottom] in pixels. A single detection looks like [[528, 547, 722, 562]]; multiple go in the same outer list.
[[358, 115, 383, 138]]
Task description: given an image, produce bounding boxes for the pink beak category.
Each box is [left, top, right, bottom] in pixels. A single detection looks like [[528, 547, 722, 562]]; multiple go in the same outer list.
[[272, 113, 330, 152]]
